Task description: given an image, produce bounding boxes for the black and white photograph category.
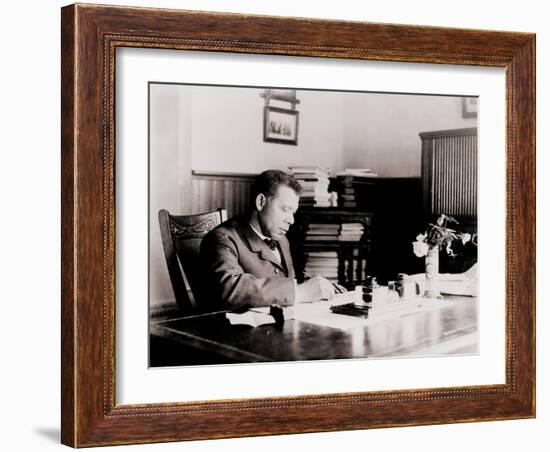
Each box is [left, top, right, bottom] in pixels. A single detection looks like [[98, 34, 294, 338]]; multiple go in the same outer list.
[[148, 83, 479, 367], [264, 106, 299, 144]]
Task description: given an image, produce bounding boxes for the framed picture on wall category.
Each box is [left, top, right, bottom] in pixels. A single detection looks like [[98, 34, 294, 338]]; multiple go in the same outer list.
[[61, 3, 535, 448], [462, 97, 478, 118], [264, 106, 299, 144]]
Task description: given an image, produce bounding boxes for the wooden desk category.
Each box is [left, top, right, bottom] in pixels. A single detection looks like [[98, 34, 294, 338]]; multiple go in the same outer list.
[[149, 296, 478, 366]]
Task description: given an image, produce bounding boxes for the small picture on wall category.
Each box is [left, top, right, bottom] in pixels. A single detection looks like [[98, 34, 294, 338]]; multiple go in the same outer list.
[[462, 97, 478, 118], [264, 106, 299, 145]]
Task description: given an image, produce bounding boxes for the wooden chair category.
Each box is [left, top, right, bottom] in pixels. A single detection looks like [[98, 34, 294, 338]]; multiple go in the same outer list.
[[158, 208, 227, 314]]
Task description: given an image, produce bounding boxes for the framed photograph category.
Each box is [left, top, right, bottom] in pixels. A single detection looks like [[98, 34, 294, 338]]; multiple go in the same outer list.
[[61, 4, 535, 447], [264, 106, 299, 145], [148, 83, 480, 368], [462, 97, 479, 118]]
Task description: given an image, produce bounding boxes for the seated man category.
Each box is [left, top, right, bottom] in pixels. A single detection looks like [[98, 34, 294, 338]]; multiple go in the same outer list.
[[199, 169, 336, 310]]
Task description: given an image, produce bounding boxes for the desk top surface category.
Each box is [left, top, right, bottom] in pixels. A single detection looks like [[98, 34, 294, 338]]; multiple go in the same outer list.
[[150, 296, 478, 365]]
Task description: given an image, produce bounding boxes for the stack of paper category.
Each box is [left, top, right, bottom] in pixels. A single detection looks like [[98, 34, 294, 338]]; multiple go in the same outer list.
[[334, 169, 378, 208], [338, 222, 364, 241], [305, 223, 340, 241], [335, 168, 378, 178], [305, 250, 339, 283]]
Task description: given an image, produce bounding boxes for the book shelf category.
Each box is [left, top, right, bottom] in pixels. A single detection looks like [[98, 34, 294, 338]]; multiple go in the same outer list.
[[289, 207, 374, 289]]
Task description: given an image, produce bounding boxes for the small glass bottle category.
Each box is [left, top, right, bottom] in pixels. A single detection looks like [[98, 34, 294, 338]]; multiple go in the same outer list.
[[361, 276, 378, 304]]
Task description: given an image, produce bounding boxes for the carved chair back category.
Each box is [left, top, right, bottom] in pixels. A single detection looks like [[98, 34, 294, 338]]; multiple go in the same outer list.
[[158, 208, 227, 314]]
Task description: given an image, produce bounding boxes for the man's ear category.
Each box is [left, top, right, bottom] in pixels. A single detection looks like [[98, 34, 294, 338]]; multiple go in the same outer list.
[[255, 193, 267, 211]]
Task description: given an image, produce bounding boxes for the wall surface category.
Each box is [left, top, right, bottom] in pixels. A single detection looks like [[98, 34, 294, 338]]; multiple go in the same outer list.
[[190, 86, 344, 173], [149, 85, 190, 304], [2, 1, 546, 452], [157, 85, 474, 178], [342, 93, 476, 177]]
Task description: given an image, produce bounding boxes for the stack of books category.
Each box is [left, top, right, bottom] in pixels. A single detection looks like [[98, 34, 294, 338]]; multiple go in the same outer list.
[[338, 185, 357, 208], [335, 168, 378, 209], [305, 223, 340, 241], [304, 250, 339, 283], [338, 223, 364, 241], [289, 166, 331, 207]]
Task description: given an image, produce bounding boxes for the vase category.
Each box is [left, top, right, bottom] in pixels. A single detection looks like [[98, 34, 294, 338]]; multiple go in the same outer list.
[[424, 246, 442, 299]]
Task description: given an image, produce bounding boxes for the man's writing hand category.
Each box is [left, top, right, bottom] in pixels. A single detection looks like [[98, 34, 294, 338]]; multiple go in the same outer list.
[[296, 276, 336, 302], [332, 283, 347, 294]]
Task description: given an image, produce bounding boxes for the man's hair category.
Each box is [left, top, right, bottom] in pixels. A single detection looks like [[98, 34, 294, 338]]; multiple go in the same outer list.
[[249, 170, 302, 206]]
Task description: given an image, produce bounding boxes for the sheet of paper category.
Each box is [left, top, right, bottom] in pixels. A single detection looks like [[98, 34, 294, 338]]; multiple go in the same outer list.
[[248, 297, 461, 330], [226, 311, 275, 327]]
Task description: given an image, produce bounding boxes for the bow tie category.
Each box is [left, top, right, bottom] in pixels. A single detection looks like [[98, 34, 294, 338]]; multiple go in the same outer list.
[[263, 238, 278, 250]]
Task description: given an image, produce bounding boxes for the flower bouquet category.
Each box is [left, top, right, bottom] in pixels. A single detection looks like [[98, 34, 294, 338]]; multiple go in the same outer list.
[[412, 214, 471, 298]]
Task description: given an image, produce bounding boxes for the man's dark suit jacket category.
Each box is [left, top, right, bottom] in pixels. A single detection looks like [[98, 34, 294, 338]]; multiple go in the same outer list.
[[199, 216, 296, 310]]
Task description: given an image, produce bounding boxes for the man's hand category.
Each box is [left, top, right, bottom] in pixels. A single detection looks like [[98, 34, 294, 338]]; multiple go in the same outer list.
[[296, 276, 336, 302], [332, 283, 347, 294]]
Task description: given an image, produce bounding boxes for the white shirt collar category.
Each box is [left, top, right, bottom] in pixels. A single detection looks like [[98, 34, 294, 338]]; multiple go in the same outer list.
[[249, 223, 271, 241], [249, 223, 281, 263]]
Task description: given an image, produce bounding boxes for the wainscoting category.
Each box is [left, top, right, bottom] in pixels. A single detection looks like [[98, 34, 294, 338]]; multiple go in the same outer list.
[[420, 127, 477, 217], [191, 171, 256, 218]]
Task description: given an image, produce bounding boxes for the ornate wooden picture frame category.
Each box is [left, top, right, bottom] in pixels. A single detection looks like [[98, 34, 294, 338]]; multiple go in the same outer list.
[[61, 3, 535, 447]]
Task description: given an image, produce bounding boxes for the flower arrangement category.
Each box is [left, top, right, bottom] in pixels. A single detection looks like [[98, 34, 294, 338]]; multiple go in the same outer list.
[[412, 214, 471, 258]]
